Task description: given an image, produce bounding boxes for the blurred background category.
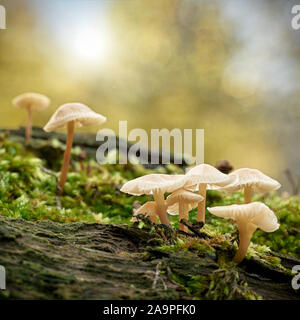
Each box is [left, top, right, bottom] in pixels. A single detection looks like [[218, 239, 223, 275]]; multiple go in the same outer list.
[[0, 0, 299, 192]]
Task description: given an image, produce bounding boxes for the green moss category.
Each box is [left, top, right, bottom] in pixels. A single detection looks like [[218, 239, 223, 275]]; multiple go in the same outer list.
[[0, 133, 153, 224], [0, 132, 299, 264], [199, 269, 261, 300], [159, 237, 215, 255], [171, 268, 261, 300]]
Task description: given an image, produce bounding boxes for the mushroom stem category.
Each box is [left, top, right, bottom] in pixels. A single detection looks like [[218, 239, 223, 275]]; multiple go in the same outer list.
[[197, 183, 207, 223], [58, 121, 75, 194], [234, 220, 257, 264], [151, 215, 158, 224], [244, 185, 252, 203], [153, 191, 169, 224], [26, 107, 32, 143], [178, 201, 187, 231]]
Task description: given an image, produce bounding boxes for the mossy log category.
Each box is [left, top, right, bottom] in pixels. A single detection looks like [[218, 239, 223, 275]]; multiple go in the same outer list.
[[0, 127, 188, 168], [0, 216, 299, 300]]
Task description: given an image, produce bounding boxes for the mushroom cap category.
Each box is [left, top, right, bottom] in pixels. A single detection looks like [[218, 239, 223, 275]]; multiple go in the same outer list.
[[166, 189, 204, 205], [43, 103, 107, 132], [215, 168, 281, 194], [131, 201, 157, 222], [207, 202, 279, 232], [12, 92, 50, 111], [166, 189, 204, 215], [120, 174, 187, 196], [185, 163, 236, 189]]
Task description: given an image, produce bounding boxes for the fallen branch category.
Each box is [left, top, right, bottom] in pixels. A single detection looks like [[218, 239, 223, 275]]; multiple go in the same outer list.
[[152, 261, 167, 290], [179, 219, 209, 238]]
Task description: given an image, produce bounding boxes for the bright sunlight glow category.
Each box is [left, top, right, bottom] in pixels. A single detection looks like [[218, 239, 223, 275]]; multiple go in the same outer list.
[[71, 25, 113, 64]]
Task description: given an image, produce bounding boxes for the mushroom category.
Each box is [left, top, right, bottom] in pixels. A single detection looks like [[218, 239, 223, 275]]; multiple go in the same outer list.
[[207, 202, 279, 264], [215, 168, 281, 204], [44, 103, 106, 194], [120, 174, 187, 224], [184, 164, 236, 223], [131, 201, 158, 224], [166, 189, 204, 231], [12, 92, 50, 143]]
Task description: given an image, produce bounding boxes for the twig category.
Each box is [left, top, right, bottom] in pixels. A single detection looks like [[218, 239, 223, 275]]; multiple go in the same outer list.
[[179, 219, 209, 238], [160, 276, 167, 290], [152, 262, 162, 289], [156, 227, 167, 241], [177, 230, 197, 237], [40, 166, 58, 183], [152, 262, 167, 290]]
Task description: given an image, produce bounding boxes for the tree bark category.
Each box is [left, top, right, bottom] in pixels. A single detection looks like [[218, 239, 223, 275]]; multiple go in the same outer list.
[[0, 216, 298, 300]]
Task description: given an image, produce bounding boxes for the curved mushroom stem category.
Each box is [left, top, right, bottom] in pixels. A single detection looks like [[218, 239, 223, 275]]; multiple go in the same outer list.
[[151, 214, 158, 224], [244, 185, 252, 204], [58, 121, 75, 194], [197, 183, 207, 223], [234, 219, 257, 264], [26, 107, 32, 144], [179, 201, 188, 231], [153, 191, 169, 224]]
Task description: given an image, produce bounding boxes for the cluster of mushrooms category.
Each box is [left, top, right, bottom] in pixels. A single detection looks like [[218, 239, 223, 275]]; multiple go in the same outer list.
[[12, 92, 107, 194], [12, 92, 281, 264], [121, 165, 281, 264]]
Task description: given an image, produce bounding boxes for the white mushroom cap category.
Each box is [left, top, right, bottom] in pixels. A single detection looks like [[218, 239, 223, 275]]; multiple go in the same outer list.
[[131, 201, 157, 222], [207, 202, 279, 232], [166, 189, 204, 215], [43, 103, 106, 132], [120, 174, 187, 196], [215, 168, 281, 194], [12, 92, 50, 111], [167, 189, 204, 204], [184, 163, 236, 190]]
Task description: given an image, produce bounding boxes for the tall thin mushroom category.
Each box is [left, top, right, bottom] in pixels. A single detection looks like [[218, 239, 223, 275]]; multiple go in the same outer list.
[[44, 103, 106, 194], [166, 189, 204, 232], [215, 168, 281, 204], [12, 92, 50, 143], [208, 202, 279, 264], [184, 164, 236, 223], [120, 174, 187, 225]]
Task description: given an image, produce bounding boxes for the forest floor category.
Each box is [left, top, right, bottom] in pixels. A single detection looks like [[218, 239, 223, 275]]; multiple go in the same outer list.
[[0, 128, 299, 300]]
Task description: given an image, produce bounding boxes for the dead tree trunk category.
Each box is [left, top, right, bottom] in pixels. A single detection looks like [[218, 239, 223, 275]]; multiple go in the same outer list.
[[0, 216, 299, 300]]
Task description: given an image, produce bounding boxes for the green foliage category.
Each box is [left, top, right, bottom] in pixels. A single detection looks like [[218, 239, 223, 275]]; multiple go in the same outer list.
[[160, 237, 215, 256], [253, 195, 300, 257], [0, 134, 152, 224], [186, 269, 262, 300], [183, 190, 300, 258], [0, 133, 299, 261]]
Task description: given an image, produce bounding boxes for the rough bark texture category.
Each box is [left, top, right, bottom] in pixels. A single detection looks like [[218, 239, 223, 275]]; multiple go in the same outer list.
[[0, 127, 299, 300], [0, 216, 299, 300]]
